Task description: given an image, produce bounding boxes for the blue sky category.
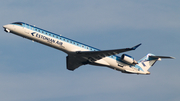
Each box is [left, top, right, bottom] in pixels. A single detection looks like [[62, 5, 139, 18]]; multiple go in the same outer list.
[[0, 0, 180, 101]]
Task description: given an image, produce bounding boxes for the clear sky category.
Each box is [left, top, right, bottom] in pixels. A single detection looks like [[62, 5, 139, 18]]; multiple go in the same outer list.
[[0, 0, 180, 101]]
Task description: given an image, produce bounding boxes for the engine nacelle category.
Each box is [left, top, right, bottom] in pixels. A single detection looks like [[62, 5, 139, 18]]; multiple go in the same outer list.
[[121, 54, 137, 65]]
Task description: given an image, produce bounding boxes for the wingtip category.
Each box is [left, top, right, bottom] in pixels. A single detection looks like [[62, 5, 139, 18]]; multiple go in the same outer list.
[[132, 43, 142, 50]]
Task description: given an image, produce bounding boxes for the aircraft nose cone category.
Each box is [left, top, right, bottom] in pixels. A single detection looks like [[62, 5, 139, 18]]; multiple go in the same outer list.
[[3, 24, 11, 33], [3, 25, 6, 28], [3, 24, 9, 29]]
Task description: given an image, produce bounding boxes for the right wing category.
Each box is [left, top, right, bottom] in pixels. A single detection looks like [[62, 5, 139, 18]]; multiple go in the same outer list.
[[66, 43, 141, 71], [76, 43, 141, 62]]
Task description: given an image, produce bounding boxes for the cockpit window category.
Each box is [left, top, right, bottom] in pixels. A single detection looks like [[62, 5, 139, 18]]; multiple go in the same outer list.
[[12, 22, 23, 26]]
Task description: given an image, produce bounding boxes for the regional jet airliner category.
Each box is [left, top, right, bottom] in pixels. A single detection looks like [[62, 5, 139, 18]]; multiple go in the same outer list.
[[3, 22, 174, 75]]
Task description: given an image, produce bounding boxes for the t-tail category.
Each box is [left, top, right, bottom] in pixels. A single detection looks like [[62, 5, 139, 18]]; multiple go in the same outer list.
[[137, 53, 175, 74]]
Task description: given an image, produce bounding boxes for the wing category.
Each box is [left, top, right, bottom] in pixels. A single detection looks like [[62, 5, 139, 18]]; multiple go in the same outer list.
[[76, 43, 141, 61], [66, 44, 141, 71], [66, 55, 85, 71]]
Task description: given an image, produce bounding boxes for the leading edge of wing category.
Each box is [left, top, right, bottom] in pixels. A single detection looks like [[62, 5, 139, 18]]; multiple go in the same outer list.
[[76, 43, 141, 58]]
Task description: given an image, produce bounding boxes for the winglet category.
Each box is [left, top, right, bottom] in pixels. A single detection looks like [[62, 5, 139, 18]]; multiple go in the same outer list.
[[131, 43, 142, 50]]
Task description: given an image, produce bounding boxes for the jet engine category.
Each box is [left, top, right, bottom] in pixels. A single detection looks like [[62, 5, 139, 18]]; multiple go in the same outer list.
[[120, 54, 137, 65]]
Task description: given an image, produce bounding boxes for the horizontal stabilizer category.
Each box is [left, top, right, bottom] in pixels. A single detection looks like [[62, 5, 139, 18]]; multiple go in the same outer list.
[[149, 56, 175, 59]]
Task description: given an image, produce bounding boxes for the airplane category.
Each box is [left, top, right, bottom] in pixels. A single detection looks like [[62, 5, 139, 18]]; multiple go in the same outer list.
[[3, 22, 174, 75]]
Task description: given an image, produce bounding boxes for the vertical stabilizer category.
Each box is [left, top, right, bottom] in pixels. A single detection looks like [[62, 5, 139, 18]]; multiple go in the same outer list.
[[137, 53, 174, 73]]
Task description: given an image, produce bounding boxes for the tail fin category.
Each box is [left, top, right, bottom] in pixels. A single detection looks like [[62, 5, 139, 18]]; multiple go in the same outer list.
[[137, 53, 174, 73]]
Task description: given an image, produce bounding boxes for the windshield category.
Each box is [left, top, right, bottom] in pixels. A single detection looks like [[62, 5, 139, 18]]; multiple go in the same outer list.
[[12, 22, 23, 26]]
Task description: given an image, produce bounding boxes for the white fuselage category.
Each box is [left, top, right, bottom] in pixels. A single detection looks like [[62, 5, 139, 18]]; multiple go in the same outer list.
[[3, 23, 145, 74]]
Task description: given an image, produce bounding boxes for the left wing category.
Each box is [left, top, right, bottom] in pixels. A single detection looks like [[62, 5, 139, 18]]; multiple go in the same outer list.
[[66, 55, 84, 71], [66, 44, 141, 71]]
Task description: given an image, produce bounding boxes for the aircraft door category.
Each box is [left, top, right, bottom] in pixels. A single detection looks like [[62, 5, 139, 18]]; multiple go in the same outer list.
[[24, 24, 29, 34]]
